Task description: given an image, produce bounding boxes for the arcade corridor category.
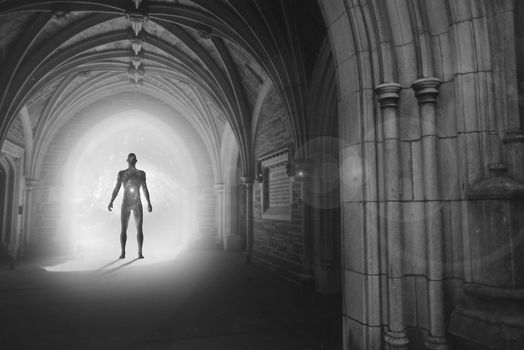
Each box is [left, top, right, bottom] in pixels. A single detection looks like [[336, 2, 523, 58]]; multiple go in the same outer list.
[[1, 1, 524, 349]]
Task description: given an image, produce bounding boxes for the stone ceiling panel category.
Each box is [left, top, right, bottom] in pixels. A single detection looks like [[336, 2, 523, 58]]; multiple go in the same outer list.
[[0, 13, 33, 61], [58, 16, 128, 50], [38, 11, 92, 44]]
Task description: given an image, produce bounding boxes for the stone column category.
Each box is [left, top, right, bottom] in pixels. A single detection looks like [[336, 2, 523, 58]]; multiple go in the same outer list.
[[376, 83, 409, 349], [412, 78, 449, 350], [214, 183, 225, 248], [23, 178, 38, 253], [223, 182, 242, 251], [240, 176, 253, 263], [294, 160, 314, 286]]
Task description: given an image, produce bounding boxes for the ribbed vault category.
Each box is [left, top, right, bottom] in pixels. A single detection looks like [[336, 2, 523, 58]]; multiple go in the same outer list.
[[0, 0, 327, 181]]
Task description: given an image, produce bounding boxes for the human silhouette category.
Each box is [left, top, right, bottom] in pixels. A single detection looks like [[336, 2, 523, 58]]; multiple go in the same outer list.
[[108, 153, 152, 259]]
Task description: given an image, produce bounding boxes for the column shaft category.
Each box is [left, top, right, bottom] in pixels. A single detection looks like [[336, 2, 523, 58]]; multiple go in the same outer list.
[[412, 77, 449, 350], [376, 83, 409, 349], [295, 161, 314, 284], [241, 177, 253, 262], [23, 178, 38, 251], [214, 183, 225, 248]]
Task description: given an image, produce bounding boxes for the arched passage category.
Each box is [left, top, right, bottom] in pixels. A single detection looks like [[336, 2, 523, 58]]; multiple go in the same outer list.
[[0, 1, 523, 349], [59, 110, 199, 261]]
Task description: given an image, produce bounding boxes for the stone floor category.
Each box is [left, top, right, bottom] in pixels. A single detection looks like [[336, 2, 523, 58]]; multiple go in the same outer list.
[[0, 250, 341, 349]]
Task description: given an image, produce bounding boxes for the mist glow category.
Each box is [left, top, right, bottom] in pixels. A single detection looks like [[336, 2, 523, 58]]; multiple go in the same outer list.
[[44, 110, 199, 271]]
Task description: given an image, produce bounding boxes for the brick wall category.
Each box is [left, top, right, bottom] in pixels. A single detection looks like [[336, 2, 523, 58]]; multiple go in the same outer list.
[[6, 116, 25, 147], [252, 86, 304, 278]]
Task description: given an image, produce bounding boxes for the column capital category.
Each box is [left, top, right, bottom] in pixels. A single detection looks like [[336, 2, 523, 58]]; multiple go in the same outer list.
[[25, 178, 39, 189], [412, 77, 441, 104], [375, 82, 401, 108], [240, 176, 253, 187]]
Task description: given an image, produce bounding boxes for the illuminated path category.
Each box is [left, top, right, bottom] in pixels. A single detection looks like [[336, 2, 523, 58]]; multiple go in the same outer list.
[[0, 250, 341, 349]]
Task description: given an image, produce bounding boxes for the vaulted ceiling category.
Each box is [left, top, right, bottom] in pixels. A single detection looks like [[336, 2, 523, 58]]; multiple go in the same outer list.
[[0, 0, 327, 177]]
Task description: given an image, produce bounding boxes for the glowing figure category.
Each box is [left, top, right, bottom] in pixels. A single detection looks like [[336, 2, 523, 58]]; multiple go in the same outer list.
[[108, 153, 152, 259]]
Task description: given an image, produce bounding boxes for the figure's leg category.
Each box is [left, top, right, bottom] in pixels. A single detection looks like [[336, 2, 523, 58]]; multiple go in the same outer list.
[[133, 203, 144, 258], [120, 207, 131, 258]]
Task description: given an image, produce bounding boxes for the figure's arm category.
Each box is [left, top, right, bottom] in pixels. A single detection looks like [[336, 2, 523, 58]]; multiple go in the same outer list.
[[142, 172, 152, 212], [108, 172, 122, 211]]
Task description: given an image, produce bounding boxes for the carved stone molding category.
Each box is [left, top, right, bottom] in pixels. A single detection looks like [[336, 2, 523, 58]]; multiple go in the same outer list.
[[375, 83, 401, 108], [240, 176, 253, 187], [503, 128, 524, 144], [25, 178, 39, 190], [197, 24, 213, 39], [198, 29, 213, 39], [128, 64, 145, 84], [467, 163, 524, 200], [384, 330, 409, 349], [412, 77, 441, 104], [126, 9, 149, 23], [464, 283, 524, 301], [131, 55, 142, 69], [130, 36, 145, 55], [52, 10, 70, 19]]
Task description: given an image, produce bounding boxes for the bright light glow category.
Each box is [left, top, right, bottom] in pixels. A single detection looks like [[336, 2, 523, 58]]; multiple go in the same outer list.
[[45, 109, 199, 271]]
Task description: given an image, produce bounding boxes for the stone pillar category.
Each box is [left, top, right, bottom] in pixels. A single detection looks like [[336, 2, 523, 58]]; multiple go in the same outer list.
[[376, 83, 409, 349], [412, 78, 450, 350], [214, 183, 225, 248], [23, 178, 38, 254], [240, 176, 253, 263], [223, 182, 242, 251], [294, 160, 314, 286], [449, 164, 524, 349]]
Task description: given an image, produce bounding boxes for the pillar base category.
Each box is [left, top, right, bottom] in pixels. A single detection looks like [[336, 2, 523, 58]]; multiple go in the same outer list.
[[385, 330, 409, 350], [449, 285, 524, 350], [425, 335, 450, 350], [244, 250, 252, 264], [223, 235, 243, 251]]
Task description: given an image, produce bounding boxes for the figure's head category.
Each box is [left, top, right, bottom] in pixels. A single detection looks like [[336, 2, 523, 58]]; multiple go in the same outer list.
[[127, 153, 137, 166]]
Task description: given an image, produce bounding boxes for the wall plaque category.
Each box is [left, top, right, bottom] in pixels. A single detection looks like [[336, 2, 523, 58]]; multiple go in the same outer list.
[[258, 148, 291, 221]]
